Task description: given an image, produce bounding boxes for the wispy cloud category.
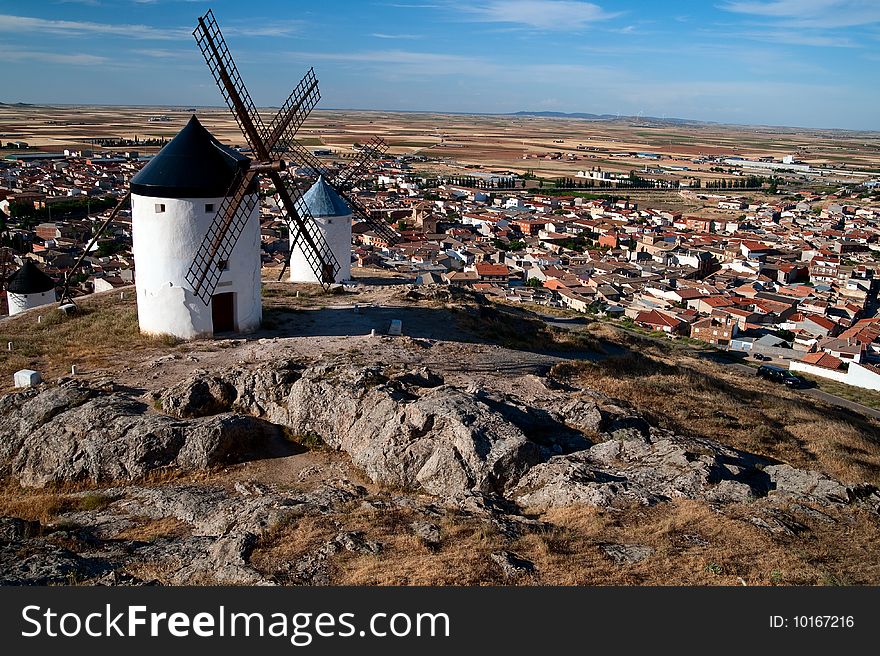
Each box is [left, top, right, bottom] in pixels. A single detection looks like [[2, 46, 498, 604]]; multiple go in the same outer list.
[[721, 1, 880, 28], [370, 32, 422, 39], [286, 49, 478, 66], [459, 1, 618, 31], [224, 20, 304, 38], [0, 13, 188, 40], [132, 48, 191, 58], [738, 29, 860, 47], [0, 45, 108, 65]]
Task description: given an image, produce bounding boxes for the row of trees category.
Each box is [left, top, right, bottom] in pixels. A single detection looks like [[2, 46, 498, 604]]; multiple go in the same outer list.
[[7, 196, 118, 223], [550, 173, 774, 191], [87, 136, 168, 148], [417, 175, 522, 190]]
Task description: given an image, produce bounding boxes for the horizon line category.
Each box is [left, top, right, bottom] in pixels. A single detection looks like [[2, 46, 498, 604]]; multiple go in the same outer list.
[[2, 101, 878, 134]]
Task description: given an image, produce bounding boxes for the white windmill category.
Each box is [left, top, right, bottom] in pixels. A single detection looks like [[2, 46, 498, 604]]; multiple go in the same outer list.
[[289, 176, 353, 284], [5, 260, 56, 316], [128, 115, 263, 338]]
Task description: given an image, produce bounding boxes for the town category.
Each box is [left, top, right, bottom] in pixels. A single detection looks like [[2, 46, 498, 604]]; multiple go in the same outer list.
[[2, 109, 879, 398]]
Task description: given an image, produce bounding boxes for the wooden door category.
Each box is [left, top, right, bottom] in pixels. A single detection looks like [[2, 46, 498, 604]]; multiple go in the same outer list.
[[211, 292, 235, 333]]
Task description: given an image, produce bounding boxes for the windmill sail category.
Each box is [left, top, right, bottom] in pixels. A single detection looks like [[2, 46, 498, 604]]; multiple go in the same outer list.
[[191, 9, 341, 293]]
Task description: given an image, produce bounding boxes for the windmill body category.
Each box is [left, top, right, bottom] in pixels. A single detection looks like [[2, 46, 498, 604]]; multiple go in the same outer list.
[[6, 260, 56, 316], [289, 176, 352, 284], [130, 116, 261, 339]]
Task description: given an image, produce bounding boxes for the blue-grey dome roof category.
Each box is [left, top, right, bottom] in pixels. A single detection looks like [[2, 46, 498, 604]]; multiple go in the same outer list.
[[302, 176, 351, 218]]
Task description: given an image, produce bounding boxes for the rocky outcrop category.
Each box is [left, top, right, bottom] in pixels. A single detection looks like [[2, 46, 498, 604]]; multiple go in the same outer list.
[[276, 364, 544, 496], [0, 383, 281, 487], [2, 362, 878, 519]]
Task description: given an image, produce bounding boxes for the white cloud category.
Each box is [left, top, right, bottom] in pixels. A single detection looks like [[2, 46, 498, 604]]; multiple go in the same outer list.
[[721, 1, 880, 28], [0, 13, 189, 40], [370, 33, 422, 39], [460, 1, 618, 31], [224, 20, 304, 38], [286, 49, 480, 66], [0, 46, 108, 65], [132, 48, 189, 58]]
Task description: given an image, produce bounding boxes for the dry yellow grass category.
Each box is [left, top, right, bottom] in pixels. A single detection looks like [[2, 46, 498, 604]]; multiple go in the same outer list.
[[248, 496, 880, 586], [112, 517, 190, 542], [0, 290, 178, 390], [552, 349, 880, 487]]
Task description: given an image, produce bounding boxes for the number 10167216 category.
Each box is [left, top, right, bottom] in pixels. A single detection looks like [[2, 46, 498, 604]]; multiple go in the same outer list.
[[770, 616, 855, 629]]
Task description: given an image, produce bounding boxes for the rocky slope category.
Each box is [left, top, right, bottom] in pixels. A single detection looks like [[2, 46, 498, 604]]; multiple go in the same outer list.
[[2, 355, 878, 585]]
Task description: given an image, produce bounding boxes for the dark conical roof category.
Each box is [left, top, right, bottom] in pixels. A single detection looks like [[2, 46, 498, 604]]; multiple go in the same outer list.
[[6, 259, 56, 294], [302, 176, 351, 218], [130, 115, 249, 199]]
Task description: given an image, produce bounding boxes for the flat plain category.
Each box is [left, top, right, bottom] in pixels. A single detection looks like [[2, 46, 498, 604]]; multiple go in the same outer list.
[[3, 103, 879, 186]]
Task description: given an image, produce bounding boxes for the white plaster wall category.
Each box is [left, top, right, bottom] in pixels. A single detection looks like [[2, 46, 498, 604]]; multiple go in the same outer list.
[[6, 290, 55, 316], [846, 362, 880, 391], [789, 361, 850, 384], [289, 213, 352, 283], [131, 192, 261, 339]]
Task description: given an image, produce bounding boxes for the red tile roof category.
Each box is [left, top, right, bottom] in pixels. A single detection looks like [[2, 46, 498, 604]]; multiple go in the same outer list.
[[636, 310, 681, 329], [474, 263, 510, 277], [800, 352, 844, 370]]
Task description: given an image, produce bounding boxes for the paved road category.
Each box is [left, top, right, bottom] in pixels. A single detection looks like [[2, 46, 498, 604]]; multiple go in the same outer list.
[[531, 310, 880, 422], [717, 360, 880, 420]]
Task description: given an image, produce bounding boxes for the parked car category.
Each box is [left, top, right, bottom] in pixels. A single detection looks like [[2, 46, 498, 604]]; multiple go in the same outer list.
[[757, 364, 786, 382], [753, 353, 770, 361], [782, 373, 808, 389], [756, 365, 806, 388]]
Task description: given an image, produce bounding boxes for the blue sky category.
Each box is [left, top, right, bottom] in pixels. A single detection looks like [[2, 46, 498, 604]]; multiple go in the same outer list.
[[0, 0, 878, 129]]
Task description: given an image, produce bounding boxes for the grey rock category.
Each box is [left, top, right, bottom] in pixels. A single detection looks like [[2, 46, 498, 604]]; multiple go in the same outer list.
[[280, 363, 542, 495], [515, 434, 773, 509], [0, 516, 41, 542], [0, 384, 280, 487], [0, 541, 113, 585], [170, 532, 268, 585], [601, 543, 654, 565], [706, 480, 756, 504], [159, 376, 237, 418], [765, 464, 850, 505], [411, 520, 441, 549], [445, 491, 545, 537], [119, 480, 366, 538], [291, 531, 382, 586], [748, 509, 809, 536], [490, 550, 535, 578]]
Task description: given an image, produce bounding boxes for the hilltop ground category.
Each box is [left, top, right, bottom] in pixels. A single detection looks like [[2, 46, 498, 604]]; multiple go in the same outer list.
[[1, 271, 879, 586]]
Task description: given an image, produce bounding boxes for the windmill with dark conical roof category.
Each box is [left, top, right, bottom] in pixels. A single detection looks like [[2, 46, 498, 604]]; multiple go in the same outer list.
[[6, 259, 57, 316], [128, 114, 267, 338]]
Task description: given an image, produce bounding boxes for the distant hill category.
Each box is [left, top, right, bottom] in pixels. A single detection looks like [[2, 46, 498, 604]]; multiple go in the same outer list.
[[509, 110, 617, 120], [510, 110, 711, 126]]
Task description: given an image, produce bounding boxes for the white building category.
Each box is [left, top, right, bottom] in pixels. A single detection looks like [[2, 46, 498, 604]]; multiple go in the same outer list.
[[289, 176, 352, 284], [5, 260, 56, 316], [129, 116, 261, 339]]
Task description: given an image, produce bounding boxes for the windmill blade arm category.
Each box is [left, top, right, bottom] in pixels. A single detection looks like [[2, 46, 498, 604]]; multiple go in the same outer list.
[[194, 10, 268, 157], [0, 247, 13, 287], [265, 68, 320, 154], [283, 137, 333, 179], [347, 195, 400, 246], [185, 168, 259, 305], [59, 192, 131, 305], [335, 137, 388, 189], [271, 170, 340, 287]]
